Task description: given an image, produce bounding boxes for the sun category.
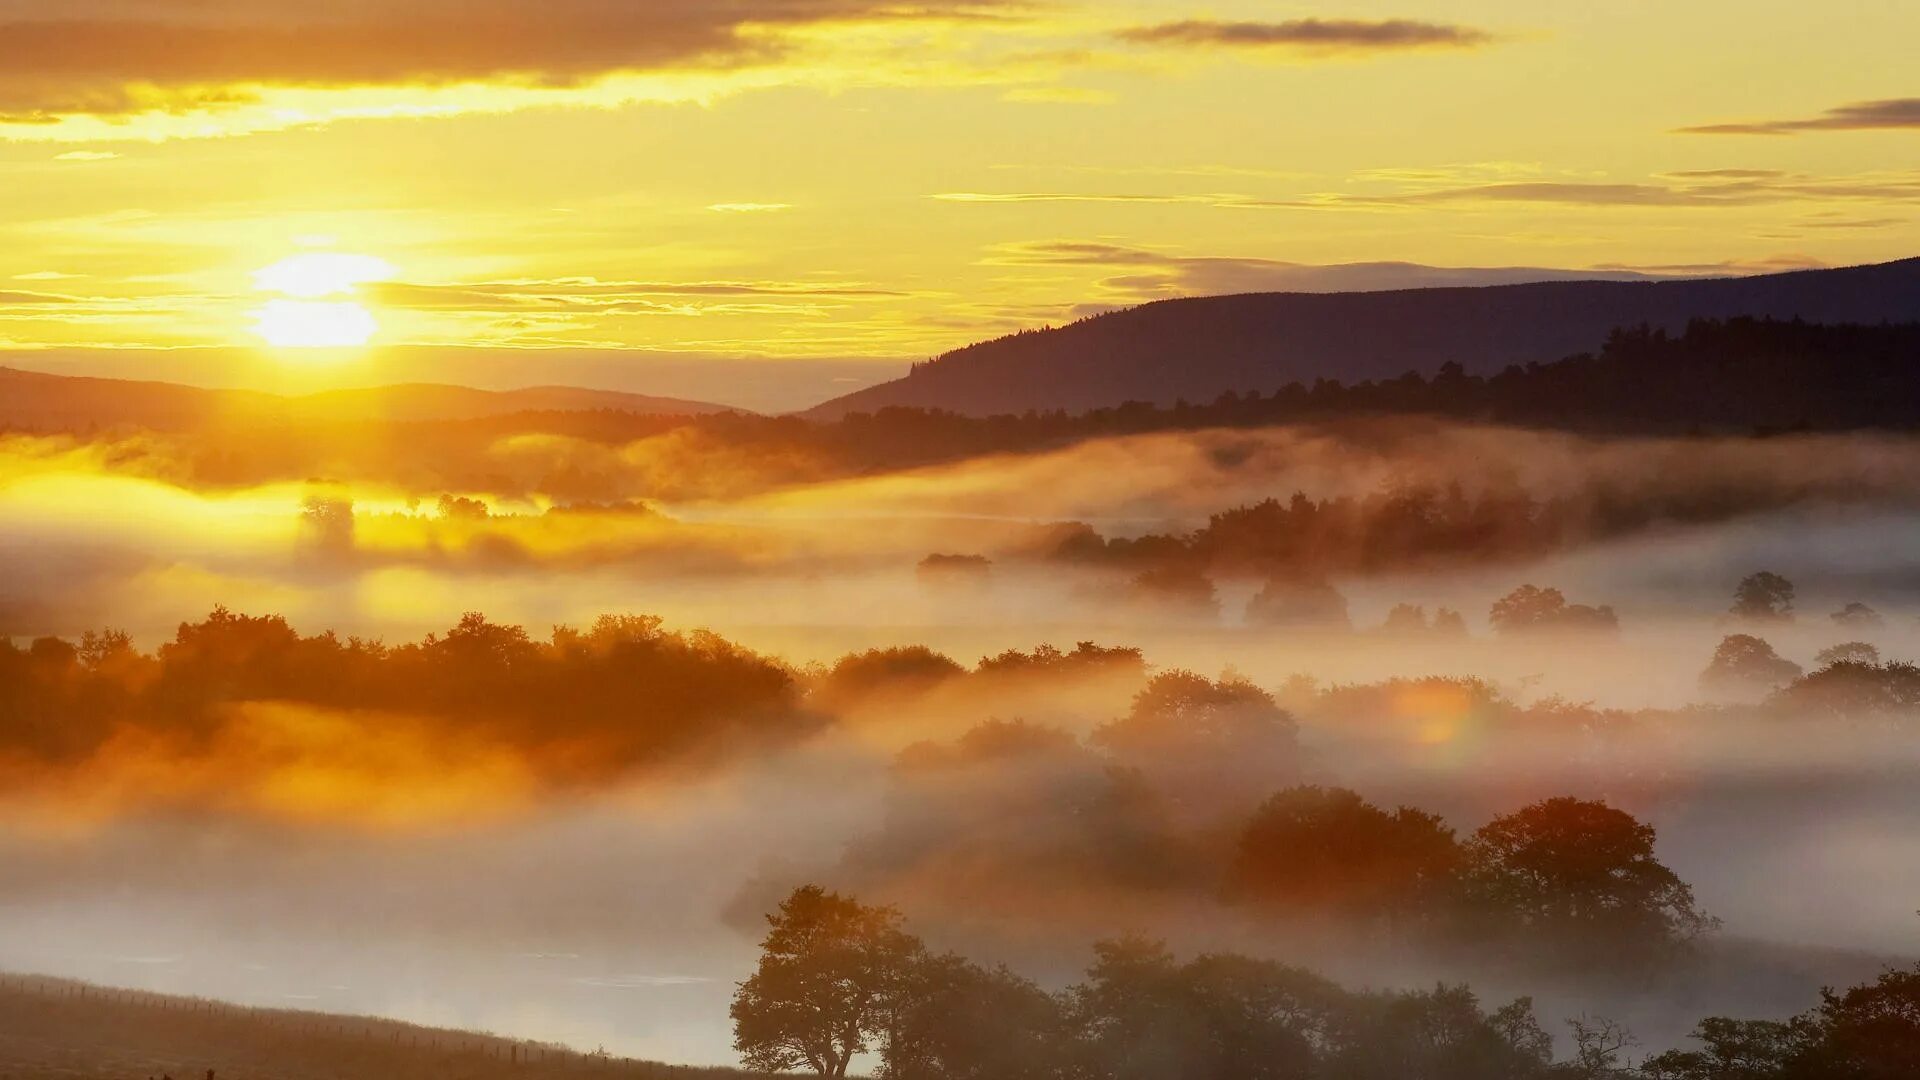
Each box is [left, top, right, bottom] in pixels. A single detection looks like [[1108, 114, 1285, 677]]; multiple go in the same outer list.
[[250, 252, 395, 349]]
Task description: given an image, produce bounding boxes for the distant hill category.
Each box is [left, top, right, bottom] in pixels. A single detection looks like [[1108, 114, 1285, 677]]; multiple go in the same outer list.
[[0, 367, 741, 432], [0, 973, 760, 1080], [806, 258, 1920, 418]]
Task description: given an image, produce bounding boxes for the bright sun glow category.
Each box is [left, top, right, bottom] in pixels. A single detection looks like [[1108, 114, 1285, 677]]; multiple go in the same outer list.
[[251, 252, 394, 349], [253, 299, 380, 349]]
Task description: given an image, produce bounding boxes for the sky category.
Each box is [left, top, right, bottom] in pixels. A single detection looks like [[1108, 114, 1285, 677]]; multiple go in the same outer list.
[[0, 0, 1916, 409]]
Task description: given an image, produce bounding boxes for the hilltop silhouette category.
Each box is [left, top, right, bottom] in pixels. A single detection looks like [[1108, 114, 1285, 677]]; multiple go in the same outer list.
[[0, 366, 742, 432], [806, 257, 1920, 418]]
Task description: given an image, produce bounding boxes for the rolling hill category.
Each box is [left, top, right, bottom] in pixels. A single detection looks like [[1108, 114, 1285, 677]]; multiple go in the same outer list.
[[0, 367, 741, 432], [0, 974, 758, 1080], [806, 257, 1920, 418]]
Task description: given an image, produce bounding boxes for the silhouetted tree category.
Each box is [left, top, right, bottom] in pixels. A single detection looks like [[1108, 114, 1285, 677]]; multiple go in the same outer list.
[[1489, 586, 1618, 635], [916, 554, 991, 590], [1127, 565, 1220, 619], [1093, 671, 1298, 803], [1770, 660, 1920, 720], [1230, 786, 1460, 933], [1245, 575, 1351, 631], [731, 886, 922, 1078], [1830, 602, 1884, 630], [299, 495, 355, 554], [1729, 572, 1795, 623], [1462, 798, 1716, 962], [1815, 642, 1881, 667], [883, 954, 1064, 1080], [1700, 635, 1802, 695]]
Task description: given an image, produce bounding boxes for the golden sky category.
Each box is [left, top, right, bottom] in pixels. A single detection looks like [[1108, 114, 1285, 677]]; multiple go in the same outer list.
[[0, 0, 1916, 406]]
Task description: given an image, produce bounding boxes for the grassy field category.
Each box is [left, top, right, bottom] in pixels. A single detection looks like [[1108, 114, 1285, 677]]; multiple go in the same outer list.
[[0, 975, 764, 1080]]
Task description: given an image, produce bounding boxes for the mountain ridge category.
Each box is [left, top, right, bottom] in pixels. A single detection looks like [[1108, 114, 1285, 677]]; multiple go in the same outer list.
[[0, 365, 743, 431], [805, 257, 1920, 418]]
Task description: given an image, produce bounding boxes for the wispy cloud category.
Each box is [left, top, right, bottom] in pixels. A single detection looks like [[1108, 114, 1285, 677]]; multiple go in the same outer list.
[[984, 241, 1680, 302], [933, 169, 1920, 214], [1678, 97, 1920, 135], [932, 191, 1230, 205], [707, 203, 795, 214], [0, 0, 1016, 125], [1115, 18, 1495, 55]]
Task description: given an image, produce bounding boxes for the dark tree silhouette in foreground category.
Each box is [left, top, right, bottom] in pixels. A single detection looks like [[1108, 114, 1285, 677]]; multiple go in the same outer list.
[[731, 886, 919, 1078]]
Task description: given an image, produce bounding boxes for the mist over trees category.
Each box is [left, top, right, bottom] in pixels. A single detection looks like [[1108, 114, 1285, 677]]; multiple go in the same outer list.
[[732, 884, 1918, 1080]]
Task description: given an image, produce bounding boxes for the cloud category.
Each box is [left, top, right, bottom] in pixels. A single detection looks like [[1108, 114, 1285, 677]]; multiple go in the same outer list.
[[1395, 174, 1920, 207], [1000, 85, 1115, 105], [932, 191, 1228, 205], [706, 203, 795, 213], [933, 168, 1920, 215], [1115, 18, 1494, 54], [51, 150, 117, 161], [1677, 97, 1920, 135], [1587, 255, 1827, 275], [367, 278, 910, 314], [984, 242, 1679, 301], [0, 0, 1010, 121]]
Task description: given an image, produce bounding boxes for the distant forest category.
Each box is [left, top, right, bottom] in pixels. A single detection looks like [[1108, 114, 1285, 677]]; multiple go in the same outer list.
[[806, 318, 1920, 452], [7, 319, 1917, 514]]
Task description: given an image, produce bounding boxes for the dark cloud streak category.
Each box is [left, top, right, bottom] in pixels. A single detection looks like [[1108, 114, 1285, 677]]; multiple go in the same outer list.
[[1115, 17, 1494, 53], [0, 0, 1007, 118], [1678, 97, 1920, 135]]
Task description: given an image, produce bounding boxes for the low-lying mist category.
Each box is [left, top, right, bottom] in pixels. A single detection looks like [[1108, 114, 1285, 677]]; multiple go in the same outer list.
[[3, 417, 1919, 1065]]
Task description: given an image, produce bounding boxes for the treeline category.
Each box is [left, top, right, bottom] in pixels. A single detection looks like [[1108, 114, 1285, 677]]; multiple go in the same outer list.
[[0, 608, 810, 779], [18, 318, 1920, 502], [732, 885, 1919, 1080], [1043, 472, 1916, 587], [831, 670, 1712, 971], [0, 609, 1157, 789]]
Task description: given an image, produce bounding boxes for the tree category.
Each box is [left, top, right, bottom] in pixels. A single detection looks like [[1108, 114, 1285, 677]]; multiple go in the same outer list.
[[1230, 786, 1461, 931], [299, 494, 355, 554], [1093, 671, 1299, 803], [1065, 937, 1342, 1080], [1381, 604, 1431, 635], [1770, 660, 1920, 719], [1643, 965, 1920, 1079], [1128, 565, 1221, 619], [1730, 572, 1794, 622], [1463, 798, 1716, 961], [1830, 602, 1884, 630], [1800, 965, 1920, 1078], [1641, 1017, 1803, 1080], [1562, 1015, 1640, 1078], [1331, 985, 1556, 1080], [917, 554, 991, 590], [883, 954, 1064, 1080], [1700, 635, 1802, 695], [1815, 642, 1881, 668], [732, 886, 923, 1077], [1489, 585, 1618, 636], [1245, 575, 1351, 631]]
